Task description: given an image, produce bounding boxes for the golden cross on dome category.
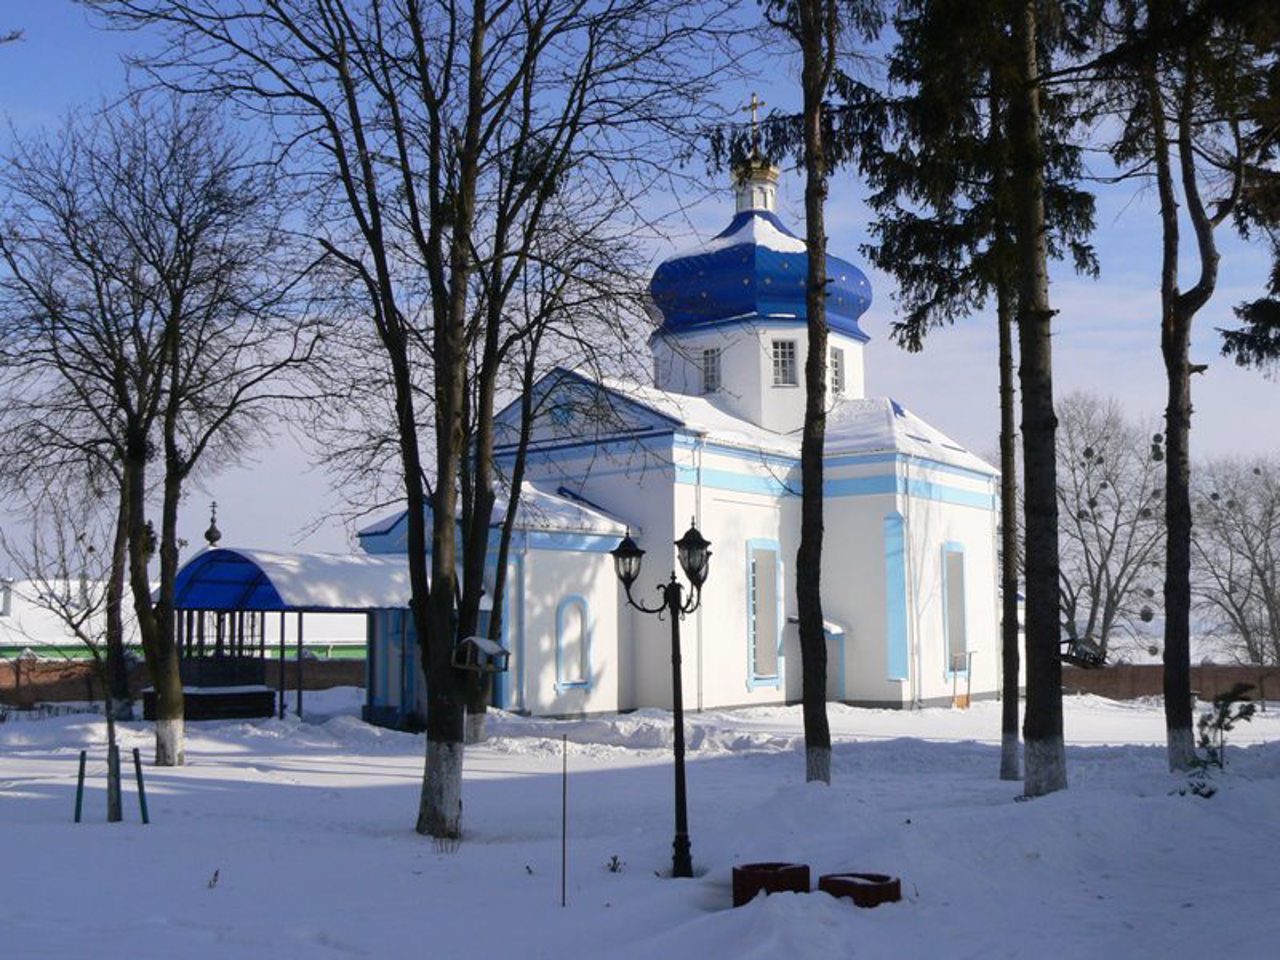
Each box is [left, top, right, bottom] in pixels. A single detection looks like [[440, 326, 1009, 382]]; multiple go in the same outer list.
[[743, 92, 766, 154]]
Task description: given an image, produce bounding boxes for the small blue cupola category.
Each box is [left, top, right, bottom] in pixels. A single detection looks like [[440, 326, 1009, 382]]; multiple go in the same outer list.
[[649, 157, 875, 435]]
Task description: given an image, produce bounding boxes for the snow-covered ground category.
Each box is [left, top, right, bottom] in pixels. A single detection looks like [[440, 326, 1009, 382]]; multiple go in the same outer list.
[[2, 691, 1278, 959]]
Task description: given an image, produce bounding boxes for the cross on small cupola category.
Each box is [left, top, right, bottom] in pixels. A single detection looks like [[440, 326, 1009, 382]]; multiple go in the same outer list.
[[205, 501, 222, 547], [744, 92, 766, 156], [733, 92, 779, 213]]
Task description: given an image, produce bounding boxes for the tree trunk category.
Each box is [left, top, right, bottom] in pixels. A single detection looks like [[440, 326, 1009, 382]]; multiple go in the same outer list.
[[105, 485, 134, 722], [1010, 0, 1065, 797], [796, 0, 833, 784], [124, 438, 185, 767], [464, 707, 488, 746], [1162, 312, 1197, 769], [997, 277, 1022, 781]]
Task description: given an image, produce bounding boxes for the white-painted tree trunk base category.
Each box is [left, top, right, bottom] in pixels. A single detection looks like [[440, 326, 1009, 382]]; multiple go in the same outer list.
[[155, 718, 185, 767], [805, 745, 831, 784], [1023, 737, 1066, 796], [417, 739, 464, 838], [464, 712, 487, 745], [1000, 732, 1021, 781], [1167, 727, 1197, 771]]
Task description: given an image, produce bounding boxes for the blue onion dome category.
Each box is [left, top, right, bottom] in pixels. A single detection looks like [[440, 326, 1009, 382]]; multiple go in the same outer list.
[[649, 158, 872, 341]]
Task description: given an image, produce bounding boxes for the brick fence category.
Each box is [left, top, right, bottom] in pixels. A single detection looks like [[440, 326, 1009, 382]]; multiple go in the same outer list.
[[0, 657, 364, 709], [1062, 663, 1279, 702]]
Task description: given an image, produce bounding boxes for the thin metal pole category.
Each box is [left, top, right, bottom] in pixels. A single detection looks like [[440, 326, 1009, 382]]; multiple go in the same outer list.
[[668, 576, 692, 878], [296, 612, 304, 719], [561, 733, 568, 908], [278, 612, 286, 719], [74, 750, 87, 823], [132, 747, 150, 824]]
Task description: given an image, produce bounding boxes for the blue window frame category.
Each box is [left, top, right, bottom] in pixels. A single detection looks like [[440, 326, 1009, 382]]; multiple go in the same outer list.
[[555, 594, 591, 690], [942, 542, 968, 676], [747, 539, 783, 688]]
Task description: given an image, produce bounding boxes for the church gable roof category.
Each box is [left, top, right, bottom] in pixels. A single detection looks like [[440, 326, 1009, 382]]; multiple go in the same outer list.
[[356, 478, 627, 555], [494, 367, 683, 455], [502, 369, 994, 478], [825, 398, 996, 476]]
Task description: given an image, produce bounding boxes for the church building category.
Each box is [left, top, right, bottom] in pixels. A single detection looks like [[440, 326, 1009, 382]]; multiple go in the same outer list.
[[173, 158, 1002, 725]]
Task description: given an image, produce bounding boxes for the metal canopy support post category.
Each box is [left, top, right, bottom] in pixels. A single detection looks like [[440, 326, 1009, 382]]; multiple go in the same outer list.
[[365, 610, 375, 720], [296, 612, 304, 719], [278, 612, 286, 719]]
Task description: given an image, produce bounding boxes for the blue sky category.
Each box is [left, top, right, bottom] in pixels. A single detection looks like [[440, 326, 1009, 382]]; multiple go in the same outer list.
[[1, 2, 1275, 553]]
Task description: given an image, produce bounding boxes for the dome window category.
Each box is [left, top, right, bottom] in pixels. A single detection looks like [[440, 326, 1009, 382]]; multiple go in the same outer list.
[[772, 340, 798, 386], [701, 348, 722, 395]]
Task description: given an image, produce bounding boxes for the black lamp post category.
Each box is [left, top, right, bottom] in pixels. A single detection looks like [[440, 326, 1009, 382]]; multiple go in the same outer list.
[[611, 519, 711, 879]]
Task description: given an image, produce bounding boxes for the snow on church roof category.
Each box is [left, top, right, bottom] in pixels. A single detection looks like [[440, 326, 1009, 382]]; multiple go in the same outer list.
[[826, 397, 997, 476], [355, 479, 627, 555], [493, 481, 628, 535], [594, 376, 996, 476]]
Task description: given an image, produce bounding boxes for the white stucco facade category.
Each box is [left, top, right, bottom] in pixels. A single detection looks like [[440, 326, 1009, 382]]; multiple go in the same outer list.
[[352, 160, 1003, 723]]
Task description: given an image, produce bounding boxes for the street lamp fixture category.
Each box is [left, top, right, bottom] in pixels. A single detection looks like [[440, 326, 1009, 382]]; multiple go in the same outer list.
[[610, 519, 711, 879]]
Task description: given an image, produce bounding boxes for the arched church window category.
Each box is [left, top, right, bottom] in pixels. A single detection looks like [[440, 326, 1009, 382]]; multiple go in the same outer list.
[[556, 595, 590, 690]]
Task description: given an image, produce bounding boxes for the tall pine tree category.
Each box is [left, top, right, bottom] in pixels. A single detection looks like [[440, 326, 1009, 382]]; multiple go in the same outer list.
[[860, 0, 1095, 783]]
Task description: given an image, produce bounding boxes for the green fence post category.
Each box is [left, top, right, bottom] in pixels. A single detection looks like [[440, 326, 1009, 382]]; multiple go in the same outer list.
[[132, 747, 150, 824], [74, 750, 87, 823]]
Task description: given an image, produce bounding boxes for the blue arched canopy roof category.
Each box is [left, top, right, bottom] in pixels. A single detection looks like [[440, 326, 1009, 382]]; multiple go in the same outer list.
[[649, 209, 873, 341], [173, 548, 412, 613]]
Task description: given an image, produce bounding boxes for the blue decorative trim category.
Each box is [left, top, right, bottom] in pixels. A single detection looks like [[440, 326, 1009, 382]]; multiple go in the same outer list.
[[942, 542, 968, 679], [902, 478, 994, 510], [675, 464, 792, 497], [746, 538, 784, 689], [495, 429, 675, 460], [668, 435, 996, 484], [884, 514, 909, 681], [555, 594, 592, 690], [671, 461, 993, 509]]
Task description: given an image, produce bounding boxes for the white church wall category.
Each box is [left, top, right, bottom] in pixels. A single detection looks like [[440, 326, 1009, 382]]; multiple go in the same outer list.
[[652, 324, 866, 435], [516, 547, 621, 717], [652, 326, 763, 428], [819, 486, 908, 707], [753, 323, 868, 434], [677, 477, 793, 711], [518, 438, 677, 713], [897, 466, 1001, 706]]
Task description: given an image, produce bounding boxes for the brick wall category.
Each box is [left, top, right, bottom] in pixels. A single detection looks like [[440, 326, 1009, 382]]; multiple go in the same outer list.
[[0, 657, 364, 708], [1062, 663, 1279, 702]]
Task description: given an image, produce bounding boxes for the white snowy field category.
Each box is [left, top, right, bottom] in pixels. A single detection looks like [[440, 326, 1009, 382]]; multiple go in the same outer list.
[[2, 693, 1278, 960]]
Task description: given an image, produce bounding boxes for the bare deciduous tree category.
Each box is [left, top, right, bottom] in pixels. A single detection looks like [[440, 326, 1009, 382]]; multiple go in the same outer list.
[[0, 96, 322, 765], [1092, 0, 1279, 769], [0, 485, 132, 819], [1192, 456, 1280, 665], [1055, 393, 1164, 662], [88, 0, 732, 836]]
